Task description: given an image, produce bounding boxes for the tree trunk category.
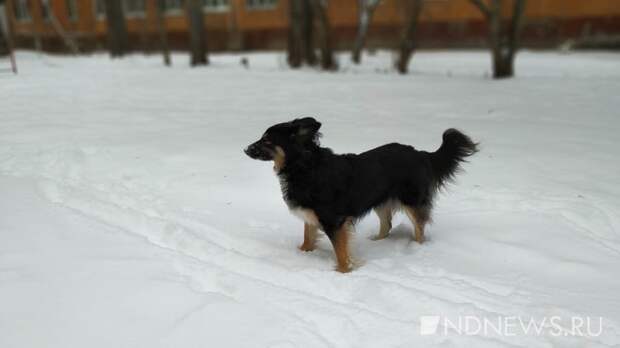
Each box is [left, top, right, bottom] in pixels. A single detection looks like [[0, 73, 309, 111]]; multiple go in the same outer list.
[[105, 0, 129, 57], [186, 0, 208, 66], [395, 0, 423, 74], [310, 0, 336, 70], [0, 6, 18, 73], [154, 0, 171, 66], [287, 0, 303, 68], [0, 13, 8, 56], [470, 0, 526, 79], [301, 0, 316, 66], [287, 0, 316, 68], [352, 0, 379, 64], [499, 0, 526, 78]]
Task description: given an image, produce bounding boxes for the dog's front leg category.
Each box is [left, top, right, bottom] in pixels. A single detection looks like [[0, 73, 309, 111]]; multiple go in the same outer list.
[[327, 219, 353, 273], [299, 223, 319, 252]]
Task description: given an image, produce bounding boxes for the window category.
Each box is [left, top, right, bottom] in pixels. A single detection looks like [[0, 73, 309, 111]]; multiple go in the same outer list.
[[94, 0, 106, 18], [14, 0, 31, 21], [66, 0, 78, 21], [246, 0, 277, 10], [124, 0, 146, 17], [41, 1, 51, 21], [203, 0, 229, 12], [162, 0, 184, 13]]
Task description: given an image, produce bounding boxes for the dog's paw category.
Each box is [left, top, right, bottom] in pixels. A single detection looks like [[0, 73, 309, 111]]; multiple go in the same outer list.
[[298, 243, 316, 252], [370, 234, 388, 241], [335, 258, 361, 273], [409, 234, 426, 244], [336, 264, 353, 273]]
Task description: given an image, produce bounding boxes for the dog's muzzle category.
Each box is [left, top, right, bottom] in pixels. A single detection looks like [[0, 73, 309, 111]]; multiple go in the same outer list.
[[244, 141, 272, 161]]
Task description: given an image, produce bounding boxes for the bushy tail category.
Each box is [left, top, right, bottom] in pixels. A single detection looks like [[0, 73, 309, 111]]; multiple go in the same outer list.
[[430, 128, 478, 188]]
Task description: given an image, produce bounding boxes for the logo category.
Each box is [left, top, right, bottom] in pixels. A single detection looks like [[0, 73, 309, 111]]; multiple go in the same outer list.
[[420, 316, 441, 336], [419, 315, 604, 337]]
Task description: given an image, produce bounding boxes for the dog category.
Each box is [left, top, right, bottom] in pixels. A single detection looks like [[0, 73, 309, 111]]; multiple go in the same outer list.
[[244, 117, 478, 272]]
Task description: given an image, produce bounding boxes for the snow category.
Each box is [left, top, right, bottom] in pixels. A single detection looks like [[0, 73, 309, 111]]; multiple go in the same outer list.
[[1, 50, 620, 347]]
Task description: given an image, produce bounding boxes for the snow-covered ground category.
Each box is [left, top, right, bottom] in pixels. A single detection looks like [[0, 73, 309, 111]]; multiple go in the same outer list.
[[1, 50, 620, 347]]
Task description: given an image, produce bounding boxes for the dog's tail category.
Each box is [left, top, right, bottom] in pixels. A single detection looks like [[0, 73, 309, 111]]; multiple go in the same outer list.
[[429, 129, 478, 188]]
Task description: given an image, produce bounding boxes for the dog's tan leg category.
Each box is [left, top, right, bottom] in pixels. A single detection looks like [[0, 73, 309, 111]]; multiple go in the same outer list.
[[404, 206, 429, 244], [299, 223, 319, 252], [371, 206, 392, 240], [328, 220, 353, 273]]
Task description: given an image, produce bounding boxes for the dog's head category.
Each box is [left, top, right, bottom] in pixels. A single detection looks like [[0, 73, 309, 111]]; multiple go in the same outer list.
[[244, 117, 322, 168]]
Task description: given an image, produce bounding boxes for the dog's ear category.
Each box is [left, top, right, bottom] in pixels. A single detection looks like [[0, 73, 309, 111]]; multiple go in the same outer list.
[[292, 117, 321, 141]]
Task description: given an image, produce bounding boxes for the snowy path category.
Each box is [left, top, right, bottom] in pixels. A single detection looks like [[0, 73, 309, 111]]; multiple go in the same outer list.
[[1, 50, 620, 347]]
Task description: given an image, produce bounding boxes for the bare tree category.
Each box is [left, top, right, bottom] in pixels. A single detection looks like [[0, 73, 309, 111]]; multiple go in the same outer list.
[[287, 0, 316, 68], [0, 3, 17, 73], [395, 0, 423, 74], [41, 0, 79, 54], [0, 11, 8, 56], [301, 0, 316, 65], [310, 0, 336, 70], [154, 0, 171, 66], [287, 0, 304, 68], [186, 0, 208, 66], [104, 0, 129, 57], [470, 0, 527, 78], [351, 0, 380, 64]]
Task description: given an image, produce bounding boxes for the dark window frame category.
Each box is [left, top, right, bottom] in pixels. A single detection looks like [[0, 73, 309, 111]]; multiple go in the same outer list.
[[246, 0, 278, 11], [14, 0, 32, 22], [66, 0, 78, 22]]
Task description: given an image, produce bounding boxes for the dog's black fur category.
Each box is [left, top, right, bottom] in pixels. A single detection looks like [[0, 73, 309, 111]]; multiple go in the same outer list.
[[245, 117, 477, 271]]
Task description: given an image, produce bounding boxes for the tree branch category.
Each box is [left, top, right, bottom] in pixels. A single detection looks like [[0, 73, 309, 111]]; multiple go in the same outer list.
[[469, 0, 491, 18]]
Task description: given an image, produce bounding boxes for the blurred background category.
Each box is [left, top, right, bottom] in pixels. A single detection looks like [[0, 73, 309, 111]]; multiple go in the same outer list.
[[3, 0, 620, 51], [1, 0, 619, 76]]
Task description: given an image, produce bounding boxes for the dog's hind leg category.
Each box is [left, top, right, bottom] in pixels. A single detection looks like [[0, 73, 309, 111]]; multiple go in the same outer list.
[[371, 205, 393, 241], [404, 205, 430, 244], [299, 223, 319, 252]]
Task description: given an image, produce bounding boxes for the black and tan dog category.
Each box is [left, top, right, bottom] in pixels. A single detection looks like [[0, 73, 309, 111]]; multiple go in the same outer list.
[[245, 117, 477, 272]]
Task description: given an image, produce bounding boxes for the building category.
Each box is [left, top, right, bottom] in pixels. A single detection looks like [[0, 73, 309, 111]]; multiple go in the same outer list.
[[4, 0, 620, 53]]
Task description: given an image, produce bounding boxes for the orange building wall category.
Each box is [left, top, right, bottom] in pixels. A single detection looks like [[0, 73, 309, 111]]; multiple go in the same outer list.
[[6, 0, 620, 52], [9, 0, 95, 36]]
